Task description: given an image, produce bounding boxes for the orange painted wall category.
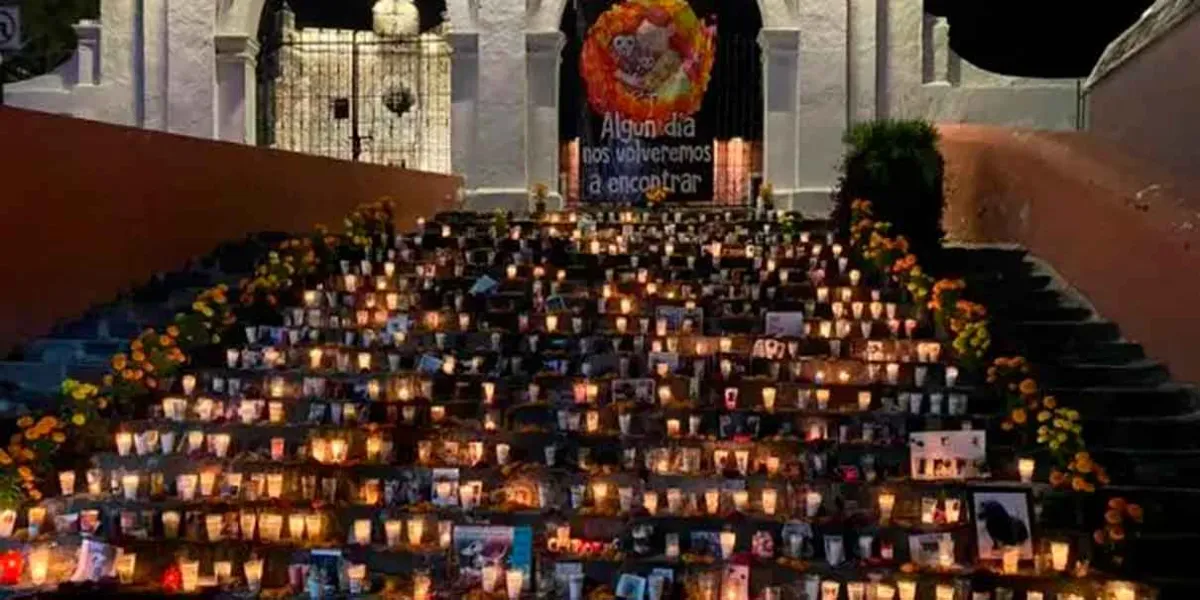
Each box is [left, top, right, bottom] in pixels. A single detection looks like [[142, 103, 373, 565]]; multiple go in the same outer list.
[[0, 107, 460, 354], [940, 124, 1200, 383]]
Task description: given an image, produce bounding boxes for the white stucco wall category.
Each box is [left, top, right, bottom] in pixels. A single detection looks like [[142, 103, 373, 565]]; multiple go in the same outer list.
[[6, 0, 1082, 213], [6, 0, 258, 143], [1086, 6, 1200, 183], [450, 0, 1080, 213]]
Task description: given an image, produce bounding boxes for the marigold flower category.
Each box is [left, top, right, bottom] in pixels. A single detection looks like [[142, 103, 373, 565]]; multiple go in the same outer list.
[[1127, 504, 1144, 522], [1107, 524, 1126, 541], [72, 413, 86, 426], [1011, 408, 1027, 424], [1105, 509, 1123, 525], [1018, 379, 1038, 396], [1049, 469, 1066, 487]]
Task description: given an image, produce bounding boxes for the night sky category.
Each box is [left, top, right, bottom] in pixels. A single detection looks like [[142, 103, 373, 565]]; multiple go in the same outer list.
[[274, 0, 1153, 142], [278, 0, 1150, 78]]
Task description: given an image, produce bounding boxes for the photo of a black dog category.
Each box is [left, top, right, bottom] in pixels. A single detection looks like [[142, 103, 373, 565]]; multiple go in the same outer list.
[[972, 490, 1034, 560]]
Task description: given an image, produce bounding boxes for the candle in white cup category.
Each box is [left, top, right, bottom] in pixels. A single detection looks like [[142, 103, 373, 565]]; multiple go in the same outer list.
[[59, 471, 76, 496]]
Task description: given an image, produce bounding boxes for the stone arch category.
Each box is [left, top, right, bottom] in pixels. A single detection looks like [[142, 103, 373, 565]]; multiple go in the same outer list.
[[217, 0, 269, 37], [213, 0, 269, 144]]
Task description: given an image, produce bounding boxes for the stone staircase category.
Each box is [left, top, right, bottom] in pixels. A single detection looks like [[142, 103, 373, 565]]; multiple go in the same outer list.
[[2, 227, 1195, 595], [945, 246, 1200, 598], [0, 233, 288, 412]]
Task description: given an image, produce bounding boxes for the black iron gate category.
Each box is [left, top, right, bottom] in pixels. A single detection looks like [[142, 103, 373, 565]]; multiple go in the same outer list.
[[257, 30, 451, 172]]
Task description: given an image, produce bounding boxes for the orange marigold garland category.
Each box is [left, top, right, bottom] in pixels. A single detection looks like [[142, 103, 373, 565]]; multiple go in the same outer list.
[[580, 0, 716, 129]]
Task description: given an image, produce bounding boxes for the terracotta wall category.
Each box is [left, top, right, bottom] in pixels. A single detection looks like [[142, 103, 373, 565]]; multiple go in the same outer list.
[[0, 107, 460, 354], [1088, 16, 1200, 187], [939, 123, 1200, 383]]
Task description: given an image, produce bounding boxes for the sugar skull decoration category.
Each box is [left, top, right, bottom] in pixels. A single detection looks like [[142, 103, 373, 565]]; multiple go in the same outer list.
[[581, 0, 717, 128]]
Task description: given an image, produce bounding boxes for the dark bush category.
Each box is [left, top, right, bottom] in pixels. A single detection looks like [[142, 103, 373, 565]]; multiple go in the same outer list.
[[832, 120, 946, 263]]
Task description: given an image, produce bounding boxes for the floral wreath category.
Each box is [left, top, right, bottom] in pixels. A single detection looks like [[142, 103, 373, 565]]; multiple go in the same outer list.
[[580, 0, 716, 129]]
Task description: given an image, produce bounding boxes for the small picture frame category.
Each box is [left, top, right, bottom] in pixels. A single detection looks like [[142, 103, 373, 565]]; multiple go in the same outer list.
[[764, 311, 806, 337], [417, 354, 445, 374], [970, 488, 1035, 561], [907, 532, 953, 567], [611, 379, 655, 404], [616, 574, 647, 600]]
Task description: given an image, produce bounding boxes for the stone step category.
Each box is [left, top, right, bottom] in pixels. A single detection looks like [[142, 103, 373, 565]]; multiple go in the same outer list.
[[1049, 385, 1198, 419], [1039, 359, 1171, 388], [1040, 485, 1200, 534], [962, 273, 1054, 297], [1082, 412, 1200, 450], [1091, 447, 1200, 488], [0, 361, 67, 394], [1119, 534, 1200, 579], [1051, 342, 1148, 367], [938, 246, 1030, 272], [992, 320, 1123, 351]]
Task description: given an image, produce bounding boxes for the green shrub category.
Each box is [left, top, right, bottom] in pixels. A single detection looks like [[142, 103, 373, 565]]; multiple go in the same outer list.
[[832, 120, 946, 262]]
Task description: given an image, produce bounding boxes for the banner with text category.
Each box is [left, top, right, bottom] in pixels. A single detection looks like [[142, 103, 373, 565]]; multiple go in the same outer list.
[[577, 0, 717, 203]]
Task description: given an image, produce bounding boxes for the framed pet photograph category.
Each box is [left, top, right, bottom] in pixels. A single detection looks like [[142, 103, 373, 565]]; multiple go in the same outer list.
[[970, 488, 1035, 560]]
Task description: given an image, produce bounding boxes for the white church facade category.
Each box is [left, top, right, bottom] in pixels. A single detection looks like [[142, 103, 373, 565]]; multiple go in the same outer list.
[[4, 0, 1081, 213]]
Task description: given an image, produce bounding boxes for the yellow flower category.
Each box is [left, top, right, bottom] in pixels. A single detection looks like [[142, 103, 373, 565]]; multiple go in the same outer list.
[[16, 416, 32, 429], [1037, 411, 1051, 423], [71, 413, 86, 426], [51, 432, 65, 443]]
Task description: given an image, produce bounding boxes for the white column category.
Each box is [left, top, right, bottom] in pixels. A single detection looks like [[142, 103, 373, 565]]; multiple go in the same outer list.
[[215, 34, 259, 144], [758, 28, 801, 210], [525, 30, 566, 209], [447, 30, 479, 188], [166, 0, 218, 138], [71, 20, 101, 86], [464, 1, 530, 210], [142, 0, 169, 131], [848, 0, 878, 123], [795, 0, 848, 215]]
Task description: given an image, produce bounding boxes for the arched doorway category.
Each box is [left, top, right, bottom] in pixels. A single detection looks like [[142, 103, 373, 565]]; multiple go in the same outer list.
[[556, 0, 764, 205], [255, 0, 453, 172]]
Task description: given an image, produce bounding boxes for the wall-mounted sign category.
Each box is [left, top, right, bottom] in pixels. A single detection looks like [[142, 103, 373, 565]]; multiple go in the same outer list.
[[577, 0, 717, 203]]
